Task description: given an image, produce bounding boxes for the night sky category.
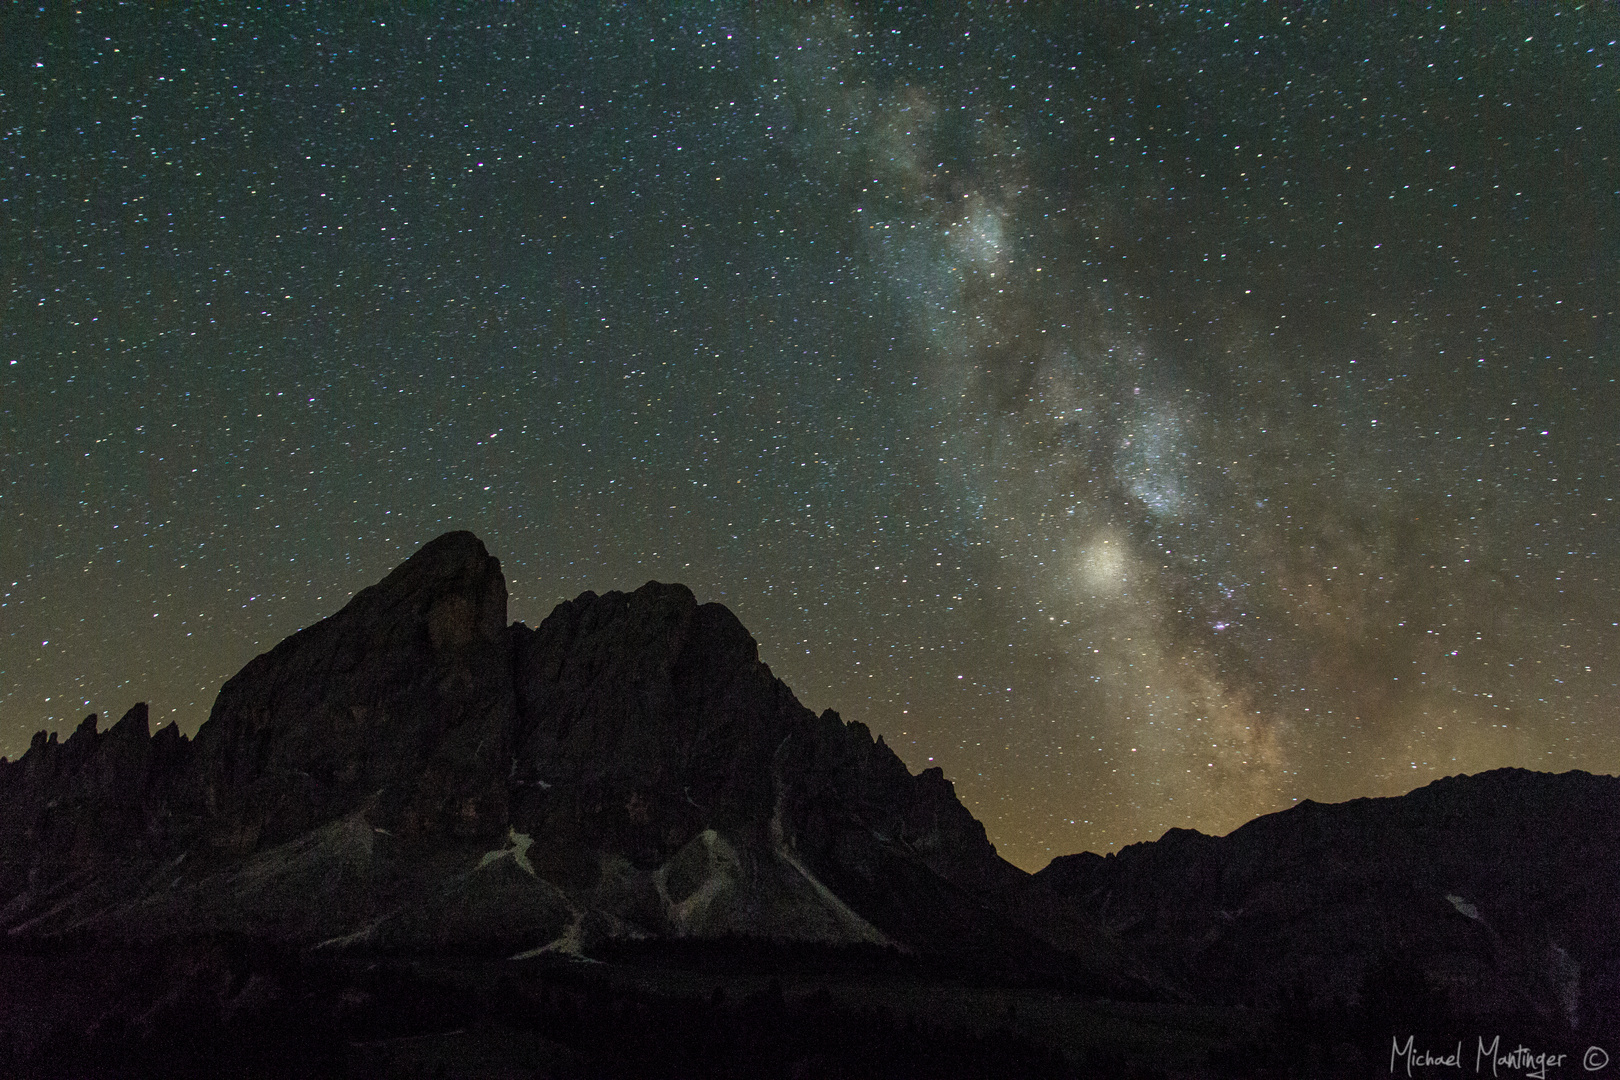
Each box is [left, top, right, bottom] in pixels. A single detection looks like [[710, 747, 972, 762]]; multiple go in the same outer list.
[[4, 4, 1616, 871]]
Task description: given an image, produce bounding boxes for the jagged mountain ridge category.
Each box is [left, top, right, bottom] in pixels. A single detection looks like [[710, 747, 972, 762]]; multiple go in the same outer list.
[[0, 531, 1093, 979]]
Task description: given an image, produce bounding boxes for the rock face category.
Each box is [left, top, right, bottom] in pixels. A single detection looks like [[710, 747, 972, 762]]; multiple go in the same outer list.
[[0, 702, 190, 936], [0, 532, 1083, 979], [495, 583, 1047, 966], [192, 530, 515, 851], [1035, 768, 1620, 1033]]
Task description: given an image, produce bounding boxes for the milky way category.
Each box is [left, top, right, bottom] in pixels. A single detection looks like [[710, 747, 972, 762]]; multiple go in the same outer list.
[[4, 5, 1616, 869]]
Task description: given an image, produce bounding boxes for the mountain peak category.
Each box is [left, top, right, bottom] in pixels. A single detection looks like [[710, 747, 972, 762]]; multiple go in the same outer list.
[[0, 533, 1048, 970], [191, 529, 514, 850]]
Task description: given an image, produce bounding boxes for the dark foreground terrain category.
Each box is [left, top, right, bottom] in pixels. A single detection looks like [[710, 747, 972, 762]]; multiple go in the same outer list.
[[4, 920, 1609, 1078], [0, 938, 1168, 1079], [11, 934, 1592, 1080]]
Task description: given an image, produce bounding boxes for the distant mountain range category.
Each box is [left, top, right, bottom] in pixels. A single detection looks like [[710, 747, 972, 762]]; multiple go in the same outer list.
[[1, 532, 1612, 1077]]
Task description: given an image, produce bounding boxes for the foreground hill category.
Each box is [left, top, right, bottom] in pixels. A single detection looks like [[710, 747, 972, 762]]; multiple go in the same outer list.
[[1038, 767, 1620, 1036]]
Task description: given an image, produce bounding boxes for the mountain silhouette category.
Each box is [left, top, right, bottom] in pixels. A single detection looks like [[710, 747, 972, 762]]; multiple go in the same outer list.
[[1038, 766, 1620, 1037], [0, 532, 1127, 981], [0, 531, 1613, 1077]]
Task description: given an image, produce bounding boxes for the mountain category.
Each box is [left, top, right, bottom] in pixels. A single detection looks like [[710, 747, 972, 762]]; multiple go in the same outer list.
[[1037, 768, 1620, 1035], [0, 532, 1116, 982], [2, 531, 1614, 1077]]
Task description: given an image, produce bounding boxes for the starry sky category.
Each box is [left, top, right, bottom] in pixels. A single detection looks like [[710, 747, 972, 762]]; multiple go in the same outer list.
[[4, 4, 1617, 871]]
